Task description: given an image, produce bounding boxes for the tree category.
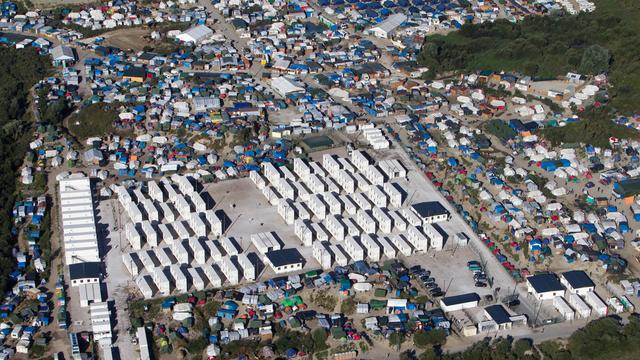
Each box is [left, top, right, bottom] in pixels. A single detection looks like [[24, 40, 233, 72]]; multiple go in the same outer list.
[[311, 328, 328, 351], [418, 349, 439, 360], [389, 332, 405, 350], [579, 44, 610, 75], [513, 338, 533, 357], [413, 329, 447, 349], [340, 296, 356, 315]]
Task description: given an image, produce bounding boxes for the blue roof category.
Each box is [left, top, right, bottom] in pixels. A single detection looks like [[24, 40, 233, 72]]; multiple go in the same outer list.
[[561, 270, 594, 289], [527, 273, 564, 293], [485, 304, 511, 324], [441, 293, 480, 306]]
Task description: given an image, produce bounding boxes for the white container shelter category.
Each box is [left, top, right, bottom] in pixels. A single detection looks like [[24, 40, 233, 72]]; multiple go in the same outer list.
[[351, 150, 372, 173], [391, 234, 412, 256], [188, 267, 205, 291], [324, 215, 346, 241], [148, 181, 165, 202], [377, 236, 397, 258], [308, 194, 327, 220], [172, 241, 190, 264], [250, 171, 267, 190], [221, 256, 239, 285], [344, 217, 361, 237], [204, 240, 223, 262], [137, 250, 155, 272], [203, 264, 223, 288], [173, 220, 191, 240], [337, 169, 356, 193], [292, 201, 311, 220], [323, 154, 341, 178], [313, 241, 332, 270], [383, 182, 404, 208], [407, 226, 429, 252], [190, 192, 207, 212], [165, 183, 179, 203], [367, 185, 388, 208], [188, 213, 207, 238], [584, 291, 608, 316], [353, 192, 372, 211], [567, 293, 591, 318], [372, 207, 392, 233], [205, 210, 223, 236], [154, 247, 173, 267], [324, 192, 343, 215], [122, 253, 140, 275], [237, 253, 256, 281], [390, 210, 407, 231], [344, 236, 365, 262], [341, 194, 358, 215], [356, 209, 377, 234], [402, 208, 422, 226], [221, 236, 240, 256], [127, 202, 143, 223], [329, 244, 348, 266], [142, 221, 159, 247], [311, 223, 329, 242], [126, 223, 142, 250], [262, 162, 282, 184], [423, 223, 445, 251], [553, 296, 575, 321], [159, 202, 175, 222], [365, 165, 385, 186], [141, 199, 159, 222], [158, 223, 175, 245], [360, 234, 381, 261], [136, 276, 154, 299], [294, 219, 314, 246], [153, 268, 171, 295], [278, 199, 297, 225], [189, 237, 207, 264], [170, 265, 188, 293]]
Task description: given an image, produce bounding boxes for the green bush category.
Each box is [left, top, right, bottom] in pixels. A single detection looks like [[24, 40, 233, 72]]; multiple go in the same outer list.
[[413, 329, 447, 349]]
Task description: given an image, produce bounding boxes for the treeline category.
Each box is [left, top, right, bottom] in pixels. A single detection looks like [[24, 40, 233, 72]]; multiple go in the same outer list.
[[0, 47, 50, 290], [417, 0, 640, 113], [401, 316, 640, 360]]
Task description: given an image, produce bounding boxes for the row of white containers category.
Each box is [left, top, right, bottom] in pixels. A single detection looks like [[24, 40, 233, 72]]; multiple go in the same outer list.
[[553, 290, 626, 321]]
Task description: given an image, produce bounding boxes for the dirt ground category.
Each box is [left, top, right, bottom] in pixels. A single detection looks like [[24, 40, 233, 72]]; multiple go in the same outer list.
[[86, 27, 155, 52], [32, 0, 96, 9]]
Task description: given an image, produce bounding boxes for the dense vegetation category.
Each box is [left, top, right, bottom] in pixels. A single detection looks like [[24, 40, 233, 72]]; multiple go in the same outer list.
[[541, 106, 638, 148], [484, 119, 517, 141], [418, 0, 640, 113], [0, 47, 50, 290], [402, 316, 640, 360]]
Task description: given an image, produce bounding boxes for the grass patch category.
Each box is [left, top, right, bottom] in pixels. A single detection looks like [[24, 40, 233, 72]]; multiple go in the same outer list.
[[66, 103, 118, 141]]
